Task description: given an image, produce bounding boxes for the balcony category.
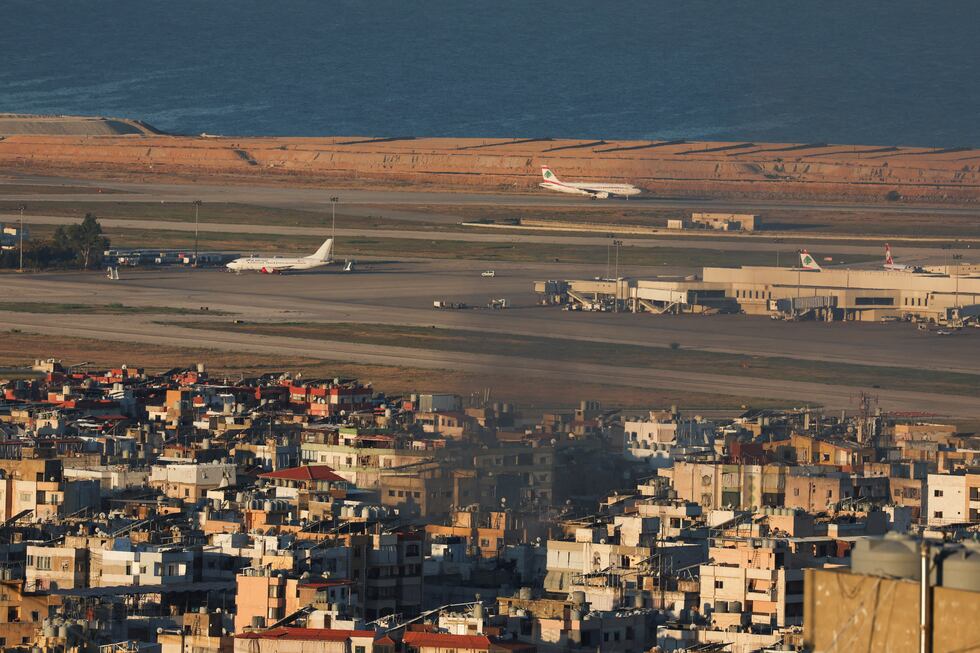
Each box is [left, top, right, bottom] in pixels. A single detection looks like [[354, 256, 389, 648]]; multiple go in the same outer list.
[[746, 589, 775, 602]]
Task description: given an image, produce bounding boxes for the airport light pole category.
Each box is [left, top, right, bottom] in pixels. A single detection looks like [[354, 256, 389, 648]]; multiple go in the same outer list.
[[613, 239, 624, 312], [18, 204, 25, 273], [953, 253, 963, 308], [192, 200, 202, 266], [330, 196, 339, 259]]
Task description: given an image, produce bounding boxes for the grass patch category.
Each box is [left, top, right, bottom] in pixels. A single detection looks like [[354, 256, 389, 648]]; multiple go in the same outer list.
[[0, 184, 127, 195], [0, 302, 232, 316], [409, 203, 980, 239], [88, 226, 874, 268], [187, 321, 980, 397], [0, 200, 442, 231]]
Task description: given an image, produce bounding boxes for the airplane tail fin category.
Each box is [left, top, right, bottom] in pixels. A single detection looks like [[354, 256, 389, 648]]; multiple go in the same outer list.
[[799, 249, 822, 271], [541, 166, 560, 183], [885, 243, 894, 266], [309, 238, 334, 262]]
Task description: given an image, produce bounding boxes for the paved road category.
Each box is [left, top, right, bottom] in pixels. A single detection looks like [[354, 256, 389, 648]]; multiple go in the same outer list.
[[3, 214, 957, 265], [1, 310, 977, 417]]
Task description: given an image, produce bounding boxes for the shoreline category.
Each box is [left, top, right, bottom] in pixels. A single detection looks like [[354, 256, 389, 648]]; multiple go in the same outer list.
[[0, 116, 977, 204]]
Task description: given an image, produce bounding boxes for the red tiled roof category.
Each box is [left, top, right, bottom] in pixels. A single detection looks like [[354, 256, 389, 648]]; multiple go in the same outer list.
[[237, 627, 375, 641], [258, 465, 346, 483], [403, 632, 492, 650]]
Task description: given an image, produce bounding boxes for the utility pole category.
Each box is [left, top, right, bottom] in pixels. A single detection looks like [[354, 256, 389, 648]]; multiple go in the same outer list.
[[18, 204, 25, 272], [920, 539, 931, 653], [192, 200, 202, 266]]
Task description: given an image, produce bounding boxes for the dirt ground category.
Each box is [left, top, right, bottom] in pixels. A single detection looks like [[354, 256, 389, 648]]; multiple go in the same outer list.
[[0, 330, 776, 412]]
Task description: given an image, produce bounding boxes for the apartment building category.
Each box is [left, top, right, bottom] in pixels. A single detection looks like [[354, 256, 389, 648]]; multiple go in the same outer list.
[[234, 568, 352, 633], [668, 462, 790, 510], [234, 627, 376, 653], [622, 411, 714, 468], [299, 429, 432, 489], [926, 473, 980, 525], [25, 545, 88, 591], [699, 537, 805, 628], [149, 462, 237, 501]]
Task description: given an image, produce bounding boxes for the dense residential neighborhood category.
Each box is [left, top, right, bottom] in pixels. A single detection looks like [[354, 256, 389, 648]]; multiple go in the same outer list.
[[0, 359, 976, 652]]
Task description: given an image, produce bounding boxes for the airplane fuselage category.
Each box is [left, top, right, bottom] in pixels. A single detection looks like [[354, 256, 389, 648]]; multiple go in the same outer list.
[[226, 256, 328, 273], [539, 180, 641, 199], [226, 238, 334, 273]]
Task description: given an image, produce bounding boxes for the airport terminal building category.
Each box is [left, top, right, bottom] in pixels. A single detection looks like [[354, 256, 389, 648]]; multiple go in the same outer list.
[[538, 265, 980, 322]]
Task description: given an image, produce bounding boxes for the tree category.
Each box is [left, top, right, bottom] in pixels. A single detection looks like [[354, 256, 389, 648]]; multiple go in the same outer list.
[[54, 213, 110, 269], [0, 213, 110, 270]]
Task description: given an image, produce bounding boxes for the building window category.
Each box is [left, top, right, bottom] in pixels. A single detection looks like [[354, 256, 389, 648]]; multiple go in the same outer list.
[[715, 580, 724, 589], [37, 557, 52, 571], [934, 490, 944, 497], [934, 511, 944, 519]]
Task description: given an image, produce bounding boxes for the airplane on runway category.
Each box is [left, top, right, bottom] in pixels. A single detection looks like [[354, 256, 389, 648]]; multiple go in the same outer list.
[[226, 238, 334, 273], [539, 166, 641, 199]]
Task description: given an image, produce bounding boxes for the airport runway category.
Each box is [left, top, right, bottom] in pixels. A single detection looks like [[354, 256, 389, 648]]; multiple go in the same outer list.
[[0, 309, 977, 418], [4, 173, 980, 218], [6, 214, 952, 262]]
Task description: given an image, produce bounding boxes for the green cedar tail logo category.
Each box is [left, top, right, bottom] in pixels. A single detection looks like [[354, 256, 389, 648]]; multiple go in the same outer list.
[[544, 170, 553, 179], [803, 254, 813, 266]]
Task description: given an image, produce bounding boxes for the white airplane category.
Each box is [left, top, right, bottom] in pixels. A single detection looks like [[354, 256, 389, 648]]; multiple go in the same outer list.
[[883, 243, 918, 272], [798, 249, 822, 271], [226, 238, 333, 274], [539, 166, 641, 199]]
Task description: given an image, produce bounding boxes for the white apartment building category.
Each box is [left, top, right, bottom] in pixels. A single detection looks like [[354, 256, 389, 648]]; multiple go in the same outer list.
[[623, 414, 714, 468], [926, 473, 967, 526]]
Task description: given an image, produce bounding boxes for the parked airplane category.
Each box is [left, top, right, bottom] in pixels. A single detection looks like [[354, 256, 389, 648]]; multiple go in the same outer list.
[[226, 238, 333, 273], [883, 243, 919, 272], [539, 166, 641, 199], [799, 249, 822, 271]]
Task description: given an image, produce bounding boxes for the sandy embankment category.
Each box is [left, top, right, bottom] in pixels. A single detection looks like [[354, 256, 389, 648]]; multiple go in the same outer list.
[[0, 116, 977, 202]]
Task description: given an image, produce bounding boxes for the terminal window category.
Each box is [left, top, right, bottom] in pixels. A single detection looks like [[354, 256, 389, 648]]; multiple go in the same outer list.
[[855, 297, 894, 306]]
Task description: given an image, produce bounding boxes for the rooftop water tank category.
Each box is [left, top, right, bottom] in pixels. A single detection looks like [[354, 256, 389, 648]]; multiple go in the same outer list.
[[851, 533, 922, 580], [941, 543, 980, 592]]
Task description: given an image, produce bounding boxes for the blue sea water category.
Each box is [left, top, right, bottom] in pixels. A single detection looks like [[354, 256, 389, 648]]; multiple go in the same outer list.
[[2, 1, 979, 146]]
